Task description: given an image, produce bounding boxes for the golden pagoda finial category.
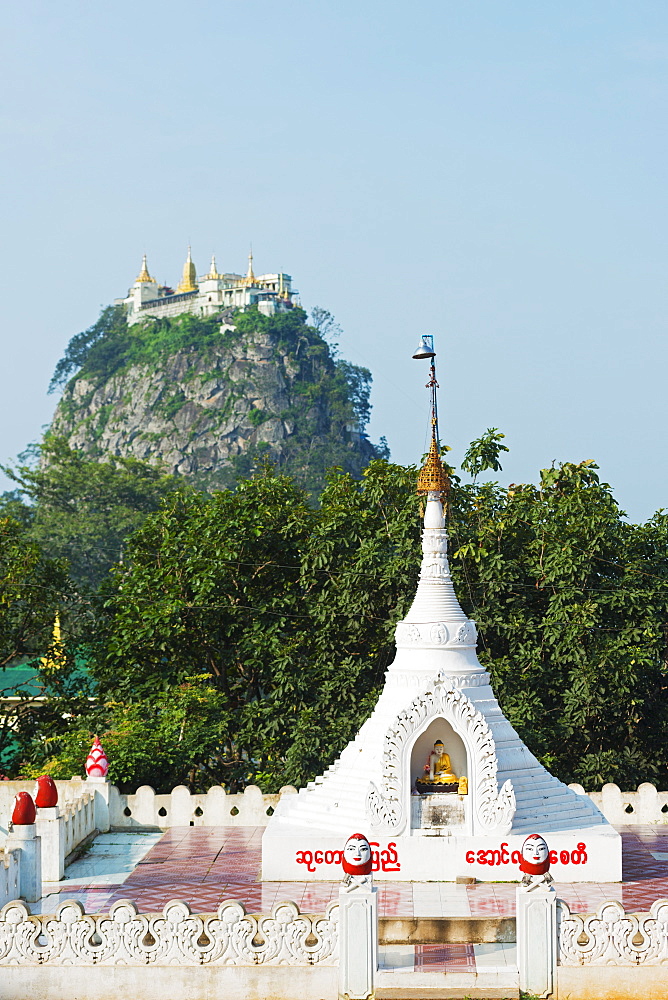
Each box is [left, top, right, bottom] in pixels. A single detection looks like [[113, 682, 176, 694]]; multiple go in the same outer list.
[[244, 247, 256, 286], [176, 246, 198, 294], [417, 427, 449, 496], [40, 612, 65, 671], [136, 253, 154, 283]]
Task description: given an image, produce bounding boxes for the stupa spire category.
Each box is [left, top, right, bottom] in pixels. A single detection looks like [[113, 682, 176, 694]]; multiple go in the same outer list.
[[205, 254, 222, 280], [245, 248, 256, 285], [136, 253, 154, 283], [176, 246, 198, 294], [400, 335, 470, 636]]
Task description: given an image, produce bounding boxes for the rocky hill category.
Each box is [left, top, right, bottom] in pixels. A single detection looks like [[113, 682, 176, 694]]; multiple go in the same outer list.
[[49, 305, 387, 493]]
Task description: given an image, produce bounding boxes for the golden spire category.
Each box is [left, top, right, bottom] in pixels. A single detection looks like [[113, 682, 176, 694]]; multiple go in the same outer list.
[[204, 254, 222, 280], [136, 253, 154, 283], [40, 612, 65, 671], [417, 426, 449, 496], [244, 248, 256, 286], [176, 246, 198, 294]]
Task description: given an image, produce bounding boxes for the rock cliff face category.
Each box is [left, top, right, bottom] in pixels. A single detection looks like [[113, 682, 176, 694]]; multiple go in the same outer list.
[[50, 308, 382, 492]]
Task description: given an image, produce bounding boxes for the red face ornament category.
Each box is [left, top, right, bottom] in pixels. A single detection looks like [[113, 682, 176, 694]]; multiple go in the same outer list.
[[12, 791, 36, 826], [34, 775, 58, 808], [342, 833, 373, 875], [519, 834, 550, 875]]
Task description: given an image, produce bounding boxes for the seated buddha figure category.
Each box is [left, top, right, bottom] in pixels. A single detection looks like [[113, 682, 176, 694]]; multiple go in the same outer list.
[[416, 740, 466, 794], [429, 741, 458, 785]]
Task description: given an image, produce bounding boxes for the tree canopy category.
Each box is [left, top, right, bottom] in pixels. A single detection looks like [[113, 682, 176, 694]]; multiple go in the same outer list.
[[2, 430, 667, 794], [1, 437, 188, 589]]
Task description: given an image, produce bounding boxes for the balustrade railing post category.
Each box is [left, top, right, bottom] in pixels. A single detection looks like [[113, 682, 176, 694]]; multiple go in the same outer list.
[[85, 776, 111, 833], [338, 886, 377, 1000], [6, 824, 42, 903], [516, 884, 557, 998], [35, 806, 64, 882]]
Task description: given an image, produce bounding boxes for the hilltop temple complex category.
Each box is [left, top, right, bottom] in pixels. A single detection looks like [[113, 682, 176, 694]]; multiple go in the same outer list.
[[116, 248, 299, 324]]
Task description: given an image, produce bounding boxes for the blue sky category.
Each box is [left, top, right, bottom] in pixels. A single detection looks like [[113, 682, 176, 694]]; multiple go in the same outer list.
[[1, 1, 666, 521]]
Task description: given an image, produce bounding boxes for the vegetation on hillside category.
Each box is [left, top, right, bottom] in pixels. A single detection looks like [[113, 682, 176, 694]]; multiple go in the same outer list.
[[47, 305, 389, 495], [2, 435, 668, 794]]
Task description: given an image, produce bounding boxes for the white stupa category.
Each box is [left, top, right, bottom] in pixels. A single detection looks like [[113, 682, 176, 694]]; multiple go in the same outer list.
[[262, 343, 621, 882]]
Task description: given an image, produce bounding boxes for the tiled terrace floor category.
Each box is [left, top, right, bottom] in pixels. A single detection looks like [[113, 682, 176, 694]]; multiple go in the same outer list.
[[35, 824, 668, 920]]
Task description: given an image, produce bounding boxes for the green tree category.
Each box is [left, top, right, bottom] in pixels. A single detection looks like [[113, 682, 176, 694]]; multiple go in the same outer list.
[[2, 437, 188, 589], [449, 459, 668, 787], [20, 678, 231, 792], [48, 305, 129, 393], [0, 515, 91, 772], [461, 427, 509, 481]]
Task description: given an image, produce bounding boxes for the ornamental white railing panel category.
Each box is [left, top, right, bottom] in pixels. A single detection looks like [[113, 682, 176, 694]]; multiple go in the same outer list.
[[558, 899, 668, 966], [61, 793, 96, 858], [109, 782, 297, 829], [0, 851, 19, 909], [568, 782, 668, 826], [0, 898, 339, 967]]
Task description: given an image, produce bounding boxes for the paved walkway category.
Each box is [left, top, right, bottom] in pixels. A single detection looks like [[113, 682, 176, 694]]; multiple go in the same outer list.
[[35, 824, 668, 920]]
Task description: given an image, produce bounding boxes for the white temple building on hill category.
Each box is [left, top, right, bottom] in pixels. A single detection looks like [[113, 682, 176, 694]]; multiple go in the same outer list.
[[262, 344, 621, 884], [116, 249, 298, 325]]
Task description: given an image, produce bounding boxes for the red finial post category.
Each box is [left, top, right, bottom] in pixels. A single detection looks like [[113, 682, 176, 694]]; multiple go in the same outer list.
[[34, 775, 58, 808], [11, 791, 36, 826], [85, 736, 109, 778]]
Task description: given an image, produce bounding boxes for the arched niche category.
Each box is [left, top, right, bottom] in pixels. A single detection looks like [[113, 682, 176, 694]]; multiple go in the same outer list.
[[410, 716, 467, 792]]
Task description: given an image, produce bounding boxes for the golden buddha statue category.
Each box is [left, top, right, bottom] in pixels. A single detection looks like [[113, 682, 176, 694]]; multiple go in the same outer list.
[[416, 740, 465, 794]]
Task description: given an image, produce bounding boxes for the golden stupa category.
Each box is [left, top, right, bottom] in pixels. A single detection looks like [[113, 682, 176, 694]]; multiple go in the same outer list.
[[136, 254, 154, 283], [176, 246, 198, 294]]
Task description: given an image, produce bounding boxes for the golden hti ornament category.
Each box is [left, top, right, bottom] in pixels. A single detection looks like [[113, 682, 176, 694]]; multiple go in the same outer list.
[[417, 428, 449, 498]]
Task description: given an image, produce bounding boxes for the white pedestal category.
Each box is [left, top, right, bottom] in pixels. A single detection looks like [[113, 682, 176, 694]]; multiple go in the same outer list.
[[86, 776, 110, 832], [338, 886, 377, 1000], [6, 824, 42, 903], [516, 885, 556, 998], [36, 806, 64, 882]]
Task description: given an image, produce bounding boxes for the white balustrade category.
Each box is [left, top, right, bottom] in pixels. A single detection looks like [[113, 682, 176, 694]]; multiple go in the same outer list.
[[108, 782, 298, 829], [4, 778, 668, 837], [0, 897, 339, 967], [568, 781, 668, 825], [61, 792, 96, 859]]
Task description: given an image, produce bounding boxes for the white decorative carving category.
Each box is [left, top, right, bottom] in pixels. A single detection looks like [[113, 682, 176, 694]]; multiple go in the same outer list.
[[453, 622, 477, 644], [366, 673, 515, 836], [557, 899, 668, 965], [558, 899, 668, 966], [430, 623, 449, 644], [422, 527, 448, 556], [447, 671, 490, 688], [383, 671, 490, 690], [395, 623, 423, 644], [0, 898, 339, 967]]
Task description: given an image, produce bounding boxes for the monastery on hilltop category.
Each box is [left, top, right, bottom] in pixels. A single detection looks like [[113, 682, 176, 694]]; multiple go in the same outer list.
[[116, 248, 299, 325]]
